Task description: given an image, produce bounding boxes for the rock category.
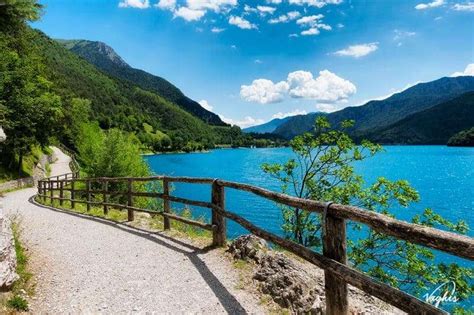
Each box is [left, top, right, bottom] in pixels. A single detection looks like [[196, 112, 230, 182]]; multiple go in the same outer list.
[[254, 253, 320, 313], [0, 215, 19, 291], [227, 235, 267, 263]]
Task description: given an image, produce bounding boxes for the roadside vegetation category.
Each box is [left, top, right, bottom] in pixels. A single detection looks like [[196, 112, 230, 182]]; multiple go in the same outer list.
[[262, 116, 473, 312], [0, 146, 51, 184], [1, 216, 34, 312], [36, 195, 211, 244]]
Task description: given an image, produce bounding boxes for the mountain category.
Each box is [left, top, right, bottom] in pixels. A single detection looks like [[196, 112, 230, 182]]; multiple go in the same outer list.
[[274, 76, 474, 140], [360, 92, 474, 144], [32, 30, 220, 149], [58, 39, 226, 126], [243, 116, 296, 134]]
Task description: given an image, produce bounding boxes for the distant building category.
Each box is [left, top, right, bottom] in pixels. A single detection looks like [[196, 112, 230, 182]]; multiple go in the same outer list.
[[0, 127, 5, 143]]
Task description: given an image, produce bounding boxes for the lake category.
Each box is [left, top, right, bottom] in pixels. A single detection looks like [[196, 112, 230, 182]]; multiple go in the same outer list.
[[144, 146, 474, 310], [144, 145, 474, 237]]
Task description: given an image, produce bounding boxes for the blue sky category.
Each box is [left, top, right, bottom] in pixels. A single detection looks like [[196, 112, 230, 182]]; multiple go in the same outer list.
[[34, 0, 473, 127]]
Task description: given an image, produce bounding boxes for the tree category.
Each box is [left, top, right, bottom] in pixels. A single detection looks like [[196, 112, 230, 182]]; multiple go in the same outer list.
[[1, 0, 63, 173], [262, 116, 472, 307], [76, 124, 149, 178], [61, 97, 91, 148]]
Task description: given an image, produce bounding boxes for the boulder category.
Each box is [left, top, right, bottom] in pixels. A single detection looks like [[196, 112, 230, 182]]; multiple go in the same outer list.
[[0, 213, 19, 291], [228, 235, 322, 313], [254, 252, 323, 313]]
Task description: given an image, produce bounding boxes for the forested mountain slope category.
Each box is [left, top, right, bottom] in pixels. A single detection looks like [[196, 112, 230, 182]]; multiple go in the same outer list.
[[59, 39, 226, 126], [32, 30, 220, 149], [359, 92, 474, 144], [274, 76, 474, 140]]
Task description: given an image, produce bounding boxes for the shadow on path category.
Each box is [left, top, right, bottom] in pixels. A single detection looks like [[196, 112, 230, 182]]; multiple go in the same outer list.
[[29, 196, 247, 314]]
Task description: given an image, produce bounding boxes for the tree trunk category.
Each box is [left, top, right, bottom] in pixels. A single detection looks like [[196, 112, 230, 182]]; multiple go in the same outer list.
[[18, 152, 23, 175]]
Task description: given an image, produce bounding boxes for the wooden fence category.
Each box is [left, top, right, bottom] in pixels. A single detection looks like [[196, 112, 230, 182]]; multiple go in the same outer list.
[[36, 175, 474, 315]]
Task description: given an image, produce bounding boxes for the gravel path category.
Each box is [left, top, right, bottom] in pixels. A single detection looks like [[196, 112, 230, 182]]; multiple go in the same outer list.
[[3, 147, 265, 314]]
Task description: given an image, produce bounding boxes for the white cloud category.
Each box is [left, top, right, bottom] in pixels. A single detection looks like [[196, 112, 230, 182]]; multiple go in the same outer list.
[[187, 0, 237, 12], [211, 27, 225, 33], [334, 42, 378, 58], [415, 0, 444, 10], [301, 28, 320, 36], [451, 63, 474, 77], [452, 2, 474, 11], [296, 14, 324, 25], [289, 33, 299, 37], [315, 103, 340, 113], [254, 59, 263, 64], [155, 0, 175, 10], [244, 4, 258, 13], [198, 100, 214, 111], [231, 44, 237, 49], [296, 14, 330, 36], [272, 109, 307, 119], [240, 79, 289, 104], [219, 115, 265, 128], [287, 70, 356, 102], [118, 0, 150, 9], [229, 16, 257, 29], [174, 7, 206, 21], [289, 0, 343, 8], [257, 5, 276, 15], [241, 70, 356, 104], [268, 11, 301, 24], [267, 0, 283, 4]]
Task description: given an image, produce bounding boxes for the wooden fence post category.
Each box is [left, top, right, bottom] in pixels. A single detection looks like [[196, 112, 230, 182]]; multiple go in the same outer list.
[[71, 180, 75, 209], [127, 179, 134, 221], [211, 180, 226, 247], [49, 179, 53, 204], [103, 181, 109, 215], [38, 181, 42, 201], [59, 181, 64, 206], [163, 178, 170, 230], [87, 180, 91, 211], [322, 204, 348, 315]]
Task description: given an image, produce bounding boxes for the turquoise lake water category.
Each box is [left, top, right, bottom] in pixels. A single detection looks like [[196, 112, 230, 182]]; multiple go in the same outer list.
[[145, 146, 473, 237], [144, 146, 474, 310]]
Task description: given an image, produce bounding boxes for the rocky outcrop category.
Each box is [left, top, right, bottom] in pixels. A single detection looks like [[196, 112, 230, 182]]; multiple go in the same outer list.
[[228, 235, 403, 315], [0, 201, 19, 291], [227, 234, 268, 263]]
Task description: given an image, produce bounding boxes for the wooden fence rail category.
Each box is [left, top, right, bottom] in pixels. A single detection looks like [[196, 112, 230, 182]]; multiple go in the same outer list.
[[36, 175, 474, 315]]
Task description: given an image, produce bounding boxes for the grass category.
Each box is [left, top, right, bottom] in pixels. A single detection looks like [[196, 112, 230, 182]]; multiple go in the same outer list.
[[36, 192, 212, 243], [45, 163, 51, 177], [0, 146, 52, 184], [2, 216, 34, 312]]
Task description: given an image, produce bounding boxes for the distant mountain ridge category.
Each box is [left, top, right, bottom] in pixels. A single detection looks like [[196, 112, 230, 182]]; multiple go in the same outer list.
[[360, 92, 474, 144], [273, 76, 474, 140], [243, 116, 297, 134], [58, 39, 227, 126]]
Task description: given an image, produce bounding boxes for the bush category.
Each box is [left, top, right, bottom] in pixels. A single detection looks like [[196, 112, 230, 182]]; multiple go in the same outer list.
[[7, 295, 28, 311]]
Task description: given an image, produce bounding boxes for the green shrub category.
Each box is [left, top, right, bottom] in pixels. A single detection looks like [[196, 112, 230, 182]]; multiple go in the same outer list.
[[7, 295, 28, 311]]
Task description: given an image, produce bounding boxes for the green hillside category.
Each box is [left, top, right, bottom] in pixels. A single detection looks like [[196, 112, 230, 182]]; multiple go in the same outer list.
[[447, 127, 474, 147], [32, 31, 221, 149], [58, 39, 227, 126], [359, 92, 474, 144]]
